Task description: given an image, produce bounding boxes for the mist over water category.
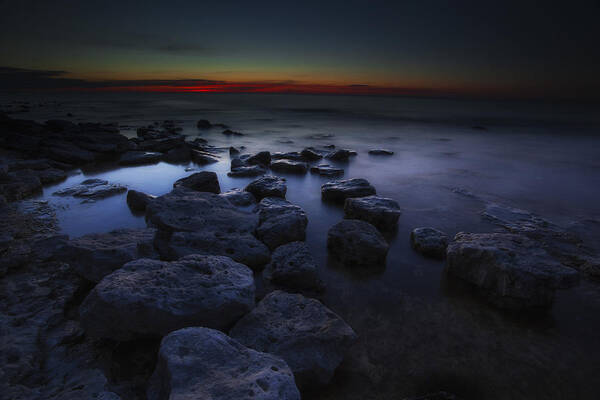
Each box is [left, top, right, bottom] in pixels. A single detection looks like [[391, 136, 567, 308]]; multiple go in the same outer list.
[[4, 92, 600, 399]]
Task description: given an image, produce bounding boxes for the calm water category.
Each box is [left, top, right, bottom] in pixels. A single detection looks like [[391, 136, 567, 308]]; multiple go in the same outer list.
[[4, 93, 600, 399]]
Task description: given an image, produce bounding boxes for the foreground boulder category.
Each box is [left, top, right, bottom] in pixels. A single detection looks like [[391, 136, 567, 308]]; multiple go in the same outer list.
[[256, 197, 308, 250], [264, 242, 322, 291], [245, 175, 287, 200], [327, 220, 389, 267], [53, 178, 127, 200], [80, 255, 255, 340], [173, 171, 220, 193], [58, 228, 157, 282], [446, 233, 579, 309], [146, 188, 270, 269], [411, 227, 448, 258], [321, 178, 376, 202], [119, 151, 163, 166], [148, 327, 300, 400], [230, 291, 357, 389], [126, 189, 155, 212], [344, 195, 401, 231]]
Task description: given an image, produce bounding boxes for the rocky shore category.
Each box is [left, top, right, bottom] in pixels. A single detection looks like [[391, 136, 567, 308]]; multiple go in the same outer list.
[[2, 111, 600, 399]]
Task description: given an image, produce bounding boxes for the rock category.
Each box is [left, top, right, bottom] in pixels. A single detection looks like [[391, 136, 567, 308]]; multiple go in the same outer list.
[[247, 151, 271, 167], [7, 159, 51, 171], [196, 119, 212, 129], [310, 164, 344, 177], [58, 228, 157, 282], [300, 147, 322, 161], [264, 242, 321, 290], [321, 178, 376, 202], [368, 149, 394, 155], [222, 129, 244, 136], [0, 170, 42, 201], [344, 195, 401, 231], [271, 151, 304, 161], [137, 136, 185, 153], [126, 190, 156, 212], [446, 232, 580, 309], [256, 197, 308, 250], [80, 255, 255, 340], [53, 178, 127, 200], [231, 157, 245, 169], [221, 189, 256, 207], [230, 291, 357, 389], [162, 145, 191, 163], [228, 165, 267, 177], [146, 188, 270, 269], [245, 176, 287, 200], [37, 168, 67, 184], [270, 160, 308, 174], [190, 149, 219, 164], [45, 119, 77, 132], [410, 227, 448, 258], [229, 146, 240, 155], [46, 142, 96, 164], [325, 149, 351, 161], [327, 220, 389, 267], [173, 171, 220, 193], [119, 151, 163, 166], [147, 327, 300, 400]]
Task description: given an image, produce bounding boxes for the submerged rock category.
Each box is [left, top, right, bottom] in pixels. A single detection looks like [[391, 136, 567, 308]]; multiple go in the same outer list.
[[119, 151, 163, 166], [80, 255, 255, 340], [256, 197, 308, 250], [310, 164, 344, 177], [446, 232, 579, 309], [146, 188, 270, 269], [230, 291, 357, 389], [321, 178, 376, 202], [270, 160, 308, 174], [368, 149, 394, 155], [344, 195, 401, 231], [327, 219, 389, 267], [220, 188, 256, 207], [53, 178, 127, 200], [148, 327, 300, 400], [126, 189, 156, 212], [173, 171, 220, 193], [410, 227, 448, 258], [58, 228, 157, 282], [264, 242, 321, 290], [245, 175, 287, 200]]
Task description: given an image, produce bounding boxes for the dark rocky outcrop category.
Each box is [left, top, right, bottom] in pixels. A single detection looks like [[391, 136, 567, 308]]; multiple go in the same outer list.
[[126, 190, 156, 212], [321, 178, 376, 202], [256, 197, 308, 250], [148, 327, 300, 400], [410, 227, 448, 258], [246, 151, 271, 167], [80, 255, 255, 340], [300, 147, 323, 161], [173, 171, 220, 193], [344, 195, 401, 231], [119, 151, 163, 166], [446, 232, 579, 309], [245, 176, 287, 200], [230, 291, 357, 389], [327, 219, 389, 267], [270, 160, 308, 174]]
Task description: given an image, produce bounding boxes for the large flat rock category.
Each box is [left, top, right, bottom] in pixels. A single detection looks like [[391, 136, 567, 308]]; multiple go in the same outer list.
[[148, 327, 300, 400], [80, 255, 255, 340], [446, 232, 579, 309], [321, 178, 376, 202], [344, 195, 401, 231], [230, 291, 357, 389]]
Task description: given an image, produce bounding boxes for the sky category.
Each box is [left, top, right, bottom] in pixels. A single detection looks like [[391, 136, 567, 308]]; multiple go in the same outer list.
[[0, 0, 599, 99]]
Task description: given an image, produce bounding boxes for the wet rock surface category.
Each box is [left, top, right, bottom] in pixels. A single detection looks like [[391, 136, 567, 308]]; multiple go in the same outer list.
[[256, 197, 308, 250], [310, 164, 344, 177], [322, 178, 376, 202], [446, 232, 579, 309], [264, 241, 322, 291], [173, 171, 220, 193], [410, 227, 449, 259], [119, 151, 163, 166], [328, 219, 389, 267], [126, 189, 156, 212], [148, 327, 300, 400], [270, 159, 309, 174], [344, 195, 401, 231], [228, 164, 266, 177], [325, 149, 352, 161], [368, 149, 394, 155], [220, 188, 256, 207], [58, 228, 158, 282], [53, 178, 127, 200], [230, 290, 357, 389], [245, 175, 287, 200], [80, 255, 255, 340], [146, 188, 270, 269]]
